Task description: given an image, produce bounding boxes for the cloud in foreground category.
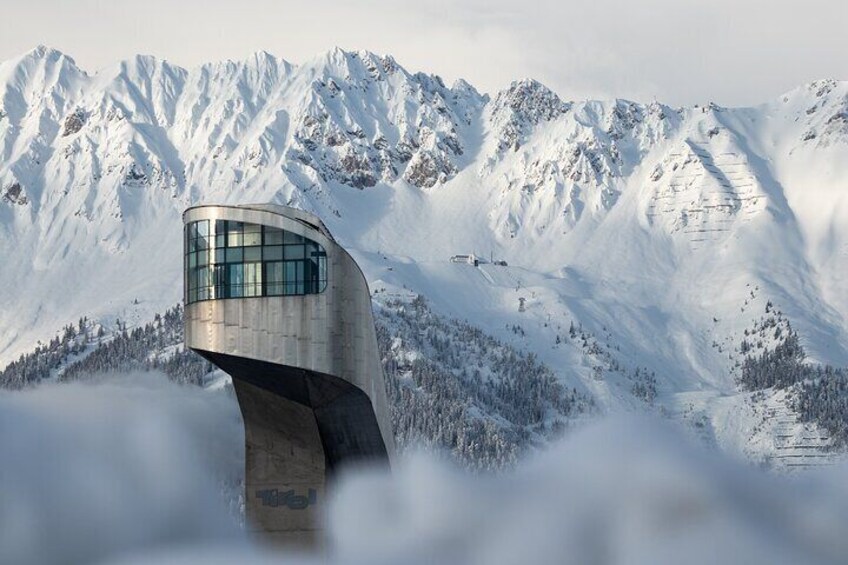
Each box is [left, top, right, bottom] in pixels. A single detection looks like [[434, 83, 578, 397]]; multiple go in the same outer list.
[[3, 373, 848, 564]]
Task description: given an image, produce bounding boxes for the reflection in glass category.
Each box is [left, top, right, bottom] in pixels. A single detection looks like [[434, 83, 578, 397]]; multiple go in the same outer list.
[[244, 224, 262, 247], [264, 227, 284, 245], [245, 247, 261, 262], [185, 220, 328, 303], [228, 264, 244, 298], [227, 222, 243, 247]]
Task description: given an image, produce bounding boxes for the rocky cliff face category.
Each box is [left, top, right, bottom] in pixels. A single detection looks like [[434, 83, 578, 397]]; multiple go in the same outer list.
[[2, 46, 847, 473], [0, 46, 484, 224], [284, 49, 482, 191], [0, 46, 846, 398], [0, 46, 843, 235]]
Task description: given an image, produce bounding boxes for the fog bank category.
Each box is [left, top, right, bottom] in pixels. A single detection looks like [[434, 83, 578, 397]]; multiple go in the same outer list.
[[0, 372, 245, 565], [3, 374, 848, 564]]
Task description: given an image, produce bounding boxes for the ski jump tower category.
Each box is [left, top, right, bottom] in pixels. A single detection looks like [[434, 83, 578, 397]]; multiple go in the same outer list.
[[182, 204, 394, 546]]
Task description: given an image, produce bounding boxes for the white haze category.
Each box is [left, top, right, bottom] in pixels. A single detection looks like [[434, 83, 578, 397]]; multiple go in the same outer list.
[[3, 374, 848, 564], [0, 372, 247, 565], [329, 420, 848, 565]]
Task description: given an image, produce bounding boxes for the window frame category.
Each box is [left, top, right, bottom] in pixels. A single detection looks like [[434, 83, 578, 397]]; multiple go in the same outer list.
[[185, 219, 328, 304]]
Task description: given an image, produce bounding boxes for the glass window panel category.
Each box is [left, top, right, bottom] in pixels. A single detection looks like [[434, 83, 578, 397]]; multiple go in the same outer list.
[[284, 230, 304, 244], [263, 245, 283, 261], [295, 262, 305, 294], [284, 262, 297, 295], [227, 232, 243, 247], [305, 258, 320, 293], [244, 247, 261, 262], [284, 245, 305, 260], [228, 264, 244, 298], [243, 223, 262, 246], [253, 263, 262, 296], [319, 255, 327, 281], [196, 266, 209, 290], [213, 265, 227, 299], [244, 262, 262, 297], [266, 261, 284, 282], [225, 248, 243, 263], [304, 267, 313, 294], [265, 262, 284, 296], [185, 221, 329, 303], [227, 221, 243, 247], [264, 226, 284, 245]]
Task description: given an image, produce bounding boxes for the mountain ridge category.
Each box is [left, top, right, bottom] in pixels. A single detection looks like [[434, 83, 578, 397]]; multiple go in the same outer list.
[[0, 47, 846, 468]]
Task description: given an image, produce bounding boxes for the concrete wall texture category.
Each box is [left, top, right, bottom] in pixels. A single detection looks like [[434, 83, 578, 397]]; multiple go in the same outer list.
[[183, 204, 394, 547]]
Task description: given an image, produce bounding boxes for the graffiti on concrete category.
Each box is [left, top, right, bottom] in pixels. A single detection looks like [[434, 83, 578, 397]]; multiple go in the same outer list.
[[255, 488, 318, 510]]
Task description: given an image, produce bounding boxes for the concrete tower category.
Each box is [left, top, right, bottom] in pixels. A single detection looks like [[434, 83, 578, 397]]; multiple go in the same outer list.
[[183, 204, 394, 546]]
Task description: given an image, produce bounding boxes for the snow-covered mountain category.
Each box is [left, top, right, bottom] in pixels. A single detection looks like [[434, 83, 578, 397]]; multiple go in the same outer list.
[[1, 45, 846, 464]]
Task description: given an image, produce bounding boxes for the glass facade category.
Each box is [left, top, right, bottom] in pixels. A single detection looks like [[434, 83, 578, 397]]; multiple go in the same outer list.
[[185, 219, 328, 304]]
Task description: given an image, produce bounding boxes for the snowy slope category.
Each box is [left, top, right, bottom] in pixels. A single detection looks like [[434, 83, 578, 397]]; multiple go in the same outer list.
[[0, 46, 846, 461]]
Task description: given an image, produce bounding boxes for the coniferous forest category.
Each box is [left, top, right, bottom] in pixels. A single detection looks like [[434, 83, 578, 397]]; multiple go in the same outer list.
[[0, 297, 594, 470], [3, 295, 847, 462]]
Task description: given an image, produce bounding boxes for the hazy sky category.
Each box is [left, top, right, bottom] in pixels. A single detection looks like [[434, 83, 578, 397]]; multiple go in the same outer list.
[[1, 0, 845, 106]]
